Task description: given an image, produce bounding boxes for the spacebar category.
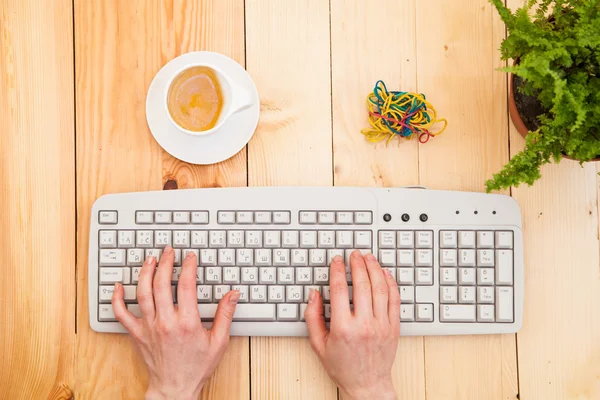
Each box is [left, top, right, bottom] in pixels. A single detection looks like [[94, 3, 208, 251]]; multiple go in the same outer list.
[[198, 304, 276, 321]]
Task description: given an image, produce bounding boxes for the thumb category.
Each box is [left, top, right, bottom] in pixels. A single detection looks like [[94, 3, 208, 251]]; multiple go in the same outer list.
[[210, 290, 240, 344], [304, 289, 327, 357]]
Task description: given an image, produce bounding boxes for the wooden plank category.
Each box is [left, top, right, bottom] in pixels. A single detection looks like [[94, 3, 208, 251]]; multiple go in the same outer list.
[[415, 0, 519, 399], [245, 0, 337, 398], [330, 1, 425, 399], [0, 1, 75, 398], [74, 1, 248, 399]]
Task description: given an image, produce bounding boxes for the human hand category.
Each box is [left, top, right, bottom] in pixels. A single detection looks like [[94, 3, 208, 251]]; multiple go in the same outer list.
[[111, 246, 240, 400], [304, 251, 400, 400]]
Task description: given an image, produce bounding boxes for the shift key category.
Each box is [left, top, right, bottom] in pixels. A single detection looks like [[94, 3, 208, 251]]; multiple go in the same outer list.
[[440, 304, 476, 322]]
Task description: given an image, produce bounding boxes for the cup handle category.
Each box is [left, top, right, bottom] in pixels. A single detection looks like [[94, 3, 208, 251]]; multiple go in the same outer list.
[[228, 81, 253, 114]]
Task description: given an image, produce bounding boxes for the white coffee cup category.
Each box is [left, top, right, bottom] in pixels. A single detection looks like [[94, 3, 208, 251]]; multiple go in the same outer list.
[[165, 64, 253, 136]]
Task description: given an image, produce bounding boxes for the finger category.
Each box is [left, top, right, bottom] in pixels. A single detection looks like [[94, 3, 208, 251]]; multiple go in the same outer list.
[[153, 246, 176, 318], [177, 251, 200, 319], [350, 250, 373, 318], [304, 289, 328, 357], [328, 255, 351, 323], [137, 255, 157, 321], [384, 268, 401, 331], [364, 253, 388, 321], [112, 283, 142, 335], [210, 290, 240, 344]]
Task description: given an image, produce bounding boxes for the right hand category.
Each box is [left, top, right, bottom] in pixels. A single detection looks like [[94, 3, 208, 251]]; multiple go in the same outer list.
[[304, 251, 400, 400]]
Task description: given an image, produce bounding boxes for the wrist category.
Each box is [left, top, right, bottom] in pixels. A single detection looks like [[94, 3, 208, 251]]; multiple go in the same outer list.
[[145, 383, 202, 400], [340, 379, 397, 400]]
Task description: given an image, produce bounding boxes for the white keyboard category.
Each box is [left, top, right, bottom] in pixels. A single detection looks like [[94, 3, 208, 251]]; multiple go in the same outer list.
[[89, 187, 524, 336]]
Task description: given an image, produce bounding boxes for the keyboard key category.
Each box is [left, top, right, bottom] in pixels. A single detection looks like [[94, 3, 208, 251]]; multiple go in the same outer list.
[[99, 249, 126, 266], [416, 231, 433, 248], [326, 249, 344, 265], [300, 231, 317, 248], [397, 250, 414, 266], [277, 304, 298, 320], [496, 287, 514, 322], [336, 231, 353, 248], [273, 249, 290, 266], [496, 250, 513, 285], [318, 212, 335, 224], [314, 268, 329, 284], [397, 268, 414, 284], [99, 230, 117, 248], [477, 249, 494, 266], [459, 249, 476, 267], [202, 304, 270, 321], [336, 212, 353, 224], [218, 211, 235, 224], [400, 304, 415, 321], [477, 287, 494, 303], [232, 285, 249, 302], [264, 231, 281, 248], [259, 267, 277, 284], [210, 231, 226, 248], [378, 250, 396, 267], [397, 231, 414, 248], [415, 249, 432, 267], [223, 267, 240, 284], [295, 267, 312, 284], [440, 286, 457, 303], [191, 211, 209, 224], [136, 211, 153, 224], [98, 305, 116, 321], [440, 231, 457, 248], [197, 286, 212, 302], [459, 268, 476, 285], [251, 285, 267, 302], [459, 231, 476, 248], [191, 231, 208, 248], [136, 231, 153, 248], [400, 286, 414, 303], [255, 211, 272, 224], [440, 305, 476, 322], [171, 267, 182, 282], [354, 211, 372, 224], [237, 211, 253, 224], [228, 231, 244, 248], [282, 231, 299, 248], [477, 231, 494, 248], [415, 268, 433, 285], [273, 211, 291, 224], [354, 231, 372, 248], [214, 285, 231, 301], [173, 212, 190, 224], [155, 231, 172, 246], [99, 211, 117, 224], [310, 249, 326, 266], [242, 267, 259, 284], [118, 231, 135, 248], [155, 211, 172, 224], [99, 285, 116, 302], [440, 249, 458, 266], [495, 231, 513, 249], [286, 286, 303, 302], [196, 267, 204, 284], [318, 231, 335, 248], [416, 304, 434, 322], [200, 249, 217, 266], [291, 249, 308, 266], [299, 211, 317, 224], [459, 286, 476, 304], [132, 267, 141, 283], [344, 249, 371, 265], [277, 267, 294, 284], [173, 231, 190, 248], [378, 231, 396, 249], [255, 249, 272, 266], [246, 231, 263, 248], [477, 268, 494, 285], [303, 286, 321, 302], [477, 305, 495, 322], [145, 248, 162, 260], [205, 267, 222, 284], [440, 268, 457, 285], [269, 285, 284, 305]]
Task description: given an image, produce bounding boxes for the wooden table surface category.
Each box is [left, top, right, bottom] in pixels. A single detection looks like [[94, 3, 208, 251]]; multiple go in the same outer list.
[[2, 0, 599, 399]]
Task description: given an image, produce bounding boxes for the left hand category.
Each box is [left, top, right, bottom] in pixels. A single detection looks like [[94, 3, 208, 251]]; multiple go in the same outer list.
[[111, 246, 240, 400]]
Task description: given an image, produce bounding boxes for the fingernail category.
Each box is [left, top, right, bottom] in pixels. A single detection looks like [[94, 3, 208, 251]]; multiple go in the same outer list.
[[145, 255, 155, 264], [383, 268, 392, 278], [229, 290, 240, 304], [185, 251, 195, 259], [351, 250, 361, 258], [308, 289, 317, 303], [332, 256, 343, 264], [114, 282, 122, 290], [365, 253, 376, 262], [163, 245, 173, 254]]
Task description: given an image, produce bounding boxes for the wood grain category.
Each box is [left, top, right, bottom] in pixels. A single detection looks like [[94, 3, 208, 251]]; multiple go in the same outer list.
[[245, 0, 337, 398], [416, 0, 519, 399], [74, 1, 248, 399], [330, 1, 425, 399], [0, 1, 75, 398]]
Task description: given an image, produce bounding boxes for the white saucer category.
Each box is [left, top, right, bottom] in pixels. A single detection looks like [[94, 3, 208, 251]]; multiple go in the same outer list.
[[146, 52, 260, 165]]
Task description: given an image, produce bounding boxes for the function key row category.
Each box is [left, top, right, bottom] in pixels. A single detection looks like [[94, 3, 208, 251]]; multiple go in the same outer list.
[[299, 211, 372, 225], [217, 211, 291, 225], [135, 211, 209, 224], [439, 231, 513, 249]]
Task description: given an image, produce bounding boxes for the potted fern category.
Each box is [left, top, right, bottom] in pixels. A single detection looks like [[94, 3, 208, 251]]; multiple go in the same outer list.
[[485, 0, 600, 192]]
